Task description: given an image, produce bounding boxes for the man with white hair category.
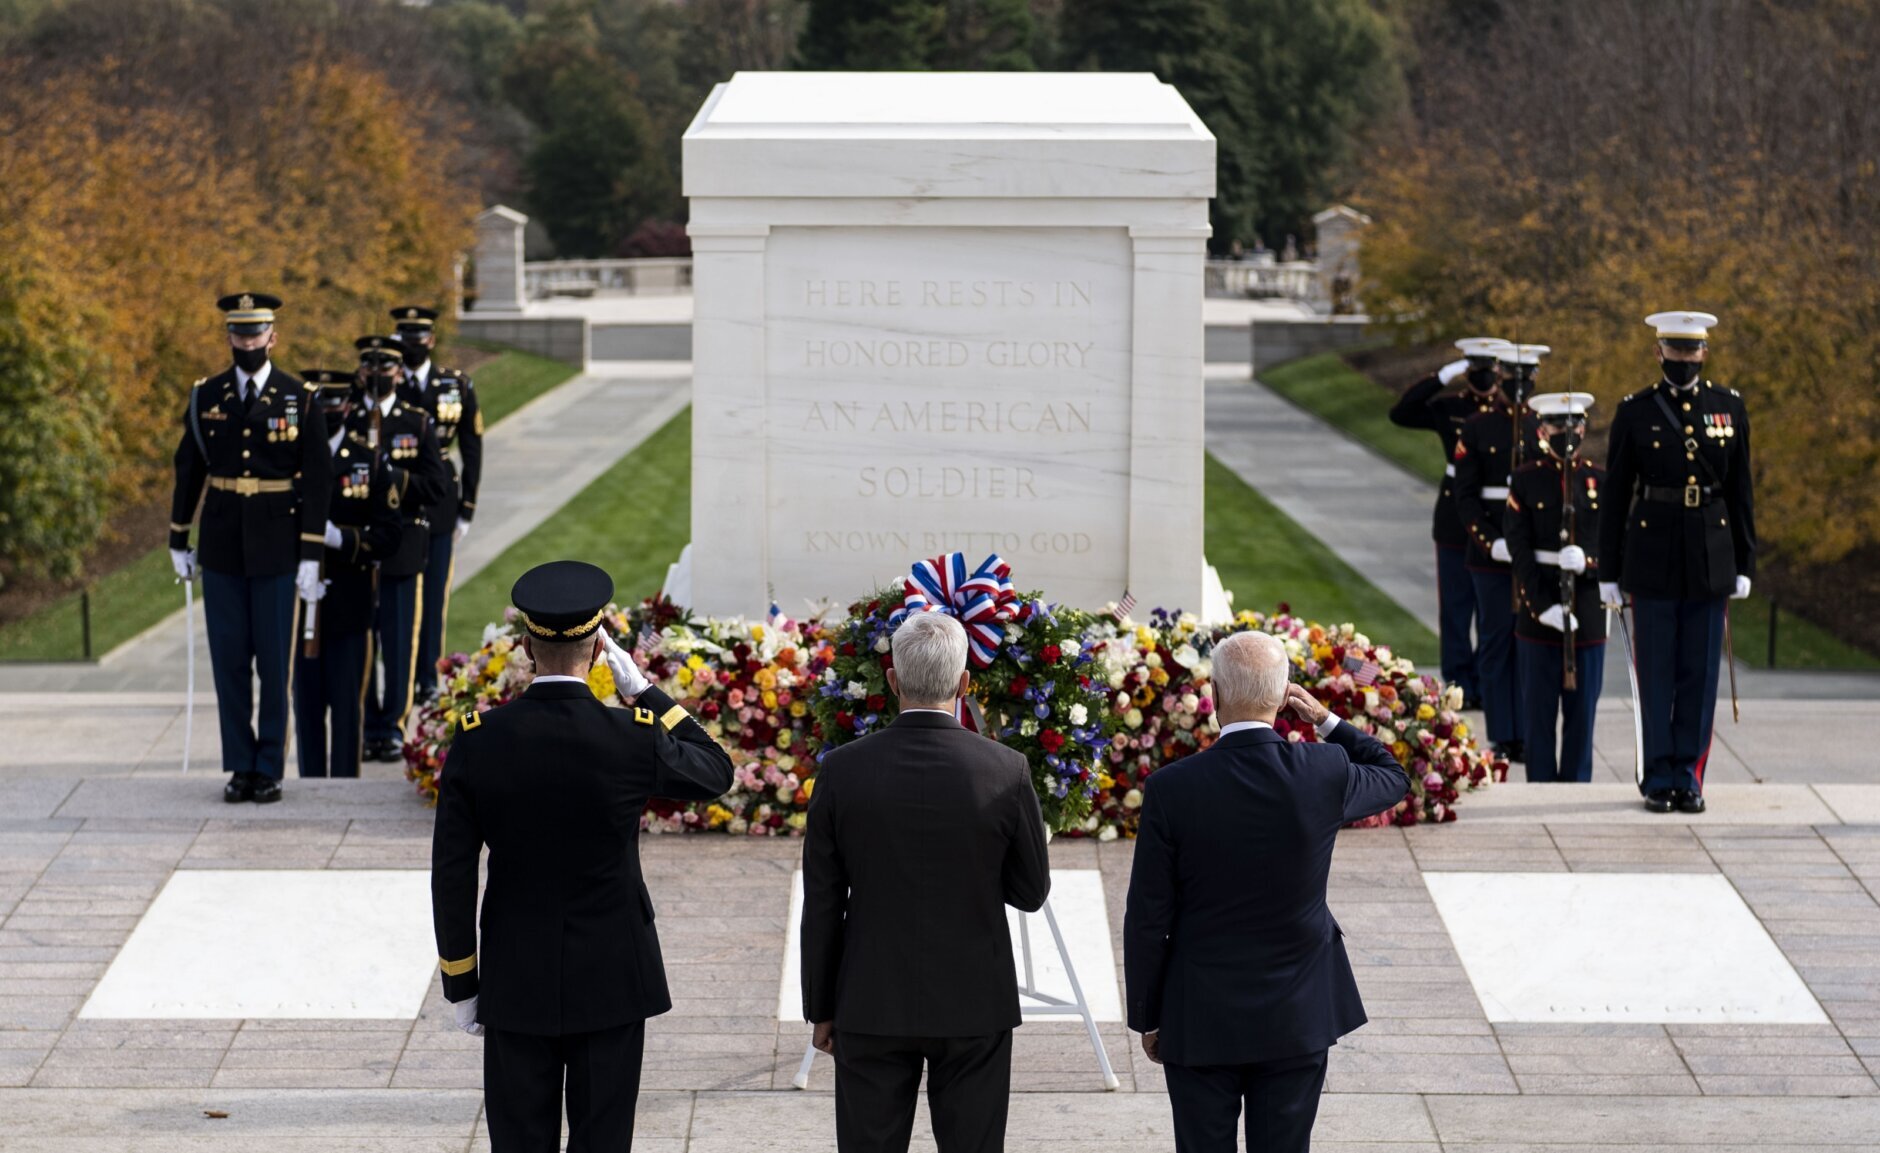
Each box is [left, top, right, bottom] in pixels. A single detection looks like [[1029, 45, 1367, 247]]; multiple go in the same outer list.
[[1125, 631, 1408, 1153], [800, 610, 1051, 1153]]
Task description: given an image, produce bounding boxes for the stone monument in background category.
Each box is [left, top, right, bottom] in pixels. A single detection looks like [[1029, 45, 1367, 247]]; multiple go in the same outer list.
[[683, 72, 1215, 616]]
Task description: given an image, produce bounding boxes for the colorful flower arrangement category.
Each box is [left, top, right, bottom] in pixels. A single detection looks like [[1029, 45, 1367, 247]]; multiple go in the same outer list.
[[407, 569, 1500, 835]]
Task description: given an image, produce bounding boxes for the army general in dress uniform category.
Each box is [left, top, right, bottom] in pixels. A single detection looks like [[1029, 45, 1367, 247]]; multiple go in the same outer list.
[[1599, 312, 1755, 814], [391, 305, 483, 704], [169, 293, 331, 804], [431, 560, 734, 1152], [1389, 336, 1509, 708], [1505, 392, 1607, 784], [1450, 342, 1549, 764], [293, 371, 402, 779], [351, 336, 449, 764]]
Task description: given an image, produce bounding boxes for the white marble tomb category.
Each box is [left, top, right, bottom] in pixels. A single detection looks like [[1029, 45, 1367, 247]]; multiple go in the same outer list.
[[683, 72, 1216, 615]]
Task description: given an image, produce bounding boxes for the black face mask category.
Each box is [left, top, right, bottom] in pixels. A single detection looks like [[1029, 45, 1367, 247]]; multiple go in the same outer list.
[[1662, 359, 1702, 387], [1466, 365, 1500, 392], [1547, 429, 1583, 459], [366, 371, 398, 398], [232, 345, 269, 373], [1500, 369, 1533, 404], [400, 341, 429, 370]]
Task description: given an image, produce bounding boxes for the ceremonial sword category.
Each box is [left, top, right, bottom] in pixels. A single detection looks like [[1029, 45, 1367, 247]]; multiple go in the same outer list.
[[1616, 603, 1645, 791]]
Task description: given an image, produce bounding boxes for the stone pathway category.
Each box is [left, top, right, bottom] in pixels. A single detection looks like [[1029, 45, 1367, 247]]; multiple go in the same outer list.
[[0, 367, 689, 696], [1, 779, 1878, 1149]]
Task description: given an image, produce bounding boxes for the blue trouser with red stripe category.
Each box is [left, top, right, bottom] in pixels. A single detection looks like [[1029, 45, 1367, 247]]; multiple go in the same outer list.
[[1436, 545, 1480, 700], [1468, 568, 1524, 745], [1629, 595, 1726, 795]]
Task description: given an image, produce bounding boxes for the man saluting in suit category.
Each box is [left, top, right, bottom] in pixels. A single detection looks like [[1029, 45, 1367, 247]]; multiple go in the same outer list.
[[1125, 631, 1409, 1153], [431, 560, 734, 1152], [801, 611, 1052, 1153]]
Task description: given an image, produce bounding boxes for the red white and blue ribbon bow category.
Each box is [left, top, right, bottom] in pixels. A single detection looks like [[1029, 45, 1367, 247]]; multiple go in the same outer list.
[[890, 553, 1019, 668]]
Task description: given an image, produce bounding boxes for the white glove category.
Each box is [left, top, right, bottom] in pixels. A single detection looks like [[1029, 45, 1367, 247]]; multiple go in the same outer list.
[[1557, 544, 1587, 573], [1537, 603, 1579, 632], [170, 549, 196, 581], [295, 559, 325, 603], [1732, 575, 1751, 600], [1599, 582, 1624, 608], [323, 521, 344, 549], [1490, 538, 1512, 564], [599, 628, 650, 698], [1437, 359, 1469, 385], [454, 518, 471, 543], [452, 996, 484, 1037]]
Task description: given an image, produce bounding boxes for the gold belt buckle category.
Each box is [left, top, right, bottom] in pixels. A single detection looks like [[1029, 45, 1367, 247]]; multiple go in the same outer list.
[[235, 476, 260, 497], [1683, 484, 1701, 508]]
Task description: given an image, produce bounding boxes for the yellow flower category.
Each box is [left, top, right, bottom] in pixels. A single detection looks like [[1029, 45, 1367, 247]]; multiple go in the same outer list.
[[777, 730, 794, 750], [1097, 772, 1114, 790], [676, 666, 694, 687], [1149, 667, 1170, 687], [754, 668, 778, 690], [1417, 704, 1435, 721], [790, 701, 807, 718], [1456, 721, 1470, 739], [762, 690, 779, 710], [751, 625, 766, 642], [587, 663, 616, 700], [802, 777, 816, 799], [686, 654, 705, 671], [487, 653, 507, 677], [705, 804, 734, 829], [1393, 741, 1411, 760]]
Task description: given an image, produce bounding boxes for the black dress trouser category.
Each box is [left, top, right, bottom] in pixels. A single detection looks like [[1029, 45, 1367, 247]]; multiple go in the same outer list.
[[834, 1029, 1012, 1153], [1162, 1047, 1330, 1153], [484, 1020, 645, 1152]]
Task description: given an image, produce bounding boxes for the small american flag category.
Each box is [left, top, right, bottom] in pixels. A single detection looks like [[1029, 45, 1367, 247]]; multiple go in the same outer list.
[[1343, 654, 1381, 686], [635, 621, 661, 657], [1112, 590, 1137, 622]]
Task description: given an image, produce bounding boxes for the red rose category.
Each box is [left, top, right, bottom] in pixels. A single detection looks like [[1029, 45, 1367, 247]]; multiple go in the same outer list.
[[866, 694, 886, 712], [836, 710, 854, 730], [840, 643, 857, 657], [1011, 675, 1030, 696], [1041, 644, 1062, 664], [1039, 729, 1065, 754], [701, 701, 721, 719]]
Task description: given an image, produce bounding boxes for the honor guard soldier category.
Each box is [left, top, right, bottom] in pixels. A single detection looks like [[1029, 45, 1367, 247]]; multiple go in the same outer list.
[[1389, 336, 1510, 708], [293, 371, 403, 779], [1599, 312, 1755, 814], [1505, 393, 1607, 783], [169, 293, 331, 804], [391, 305, 483, 703], [431, 560, 734, 1152], [1451, 342, 1549, 764], [351, 336, 448, 765]]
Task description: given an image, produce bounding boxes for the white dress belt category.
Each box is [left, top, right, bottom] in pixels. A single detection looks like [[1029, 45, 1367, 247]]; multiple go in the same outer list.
[[1444, 463, 1457, 478], [1481, 485, 1510, 500]]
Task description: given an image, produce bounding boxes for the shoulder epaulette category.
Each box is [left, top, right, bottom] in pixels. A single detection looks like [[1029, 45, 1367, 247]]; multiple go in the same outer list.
[[191, 377, 207, 389], [304, 381, 318, 393]]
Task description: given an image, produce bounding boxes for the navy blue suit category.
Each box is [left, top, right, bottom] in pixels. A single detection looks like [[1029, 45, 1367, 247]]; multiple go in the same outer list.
[[1126, 719, 1407, 1153]]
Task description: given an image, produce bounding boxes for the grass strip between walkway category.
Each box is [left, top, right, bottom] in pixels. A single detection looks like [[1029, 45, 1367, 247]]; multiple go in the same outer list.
[[1261, 353, 1449, 485], [0, 349, 580, 663]]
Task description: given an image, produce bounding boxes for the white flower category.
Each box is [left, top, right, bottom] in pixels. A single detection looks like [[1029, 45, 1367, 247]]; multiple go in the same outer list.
[[1004, 622, 1026, 641], [1108, 669, 1126, 688], [727, 818, 749, 835], [1122, 789, 1143, 810], [1020, 718, 1040, 737], [1125, 708, 1144, 729], [1098, 824, 1119, 842], [1179, 693, 1199, 713], [1145, 652, 1163, 669], [1083, 815, 1101, 832], [873, 636, 891, 654], [1115, 692, 1131, 710], [1070, 703, 1089, 725], [1172, 643, 1200, 669], [845, 680, 869, 700]]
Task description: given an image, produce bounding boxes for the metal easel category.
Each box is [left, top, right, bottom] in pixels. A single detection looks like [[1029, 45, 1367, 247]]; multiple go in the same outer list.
[[791, 897, 1120, 1091]]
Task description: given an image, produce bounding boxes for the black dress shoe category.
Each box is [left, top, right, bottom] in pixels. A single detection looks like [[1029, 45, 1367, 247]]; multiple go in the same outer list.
[[251, 777, 283, 804], [223, 773, 254, 803], [1674, 790, 1707, 814], [1461, 696, 1484, 712], [1504, 740, 1526, 763], [1644, 790, 1676, 813], [377, 741, 405, 764], [363, 740, 388, 762]]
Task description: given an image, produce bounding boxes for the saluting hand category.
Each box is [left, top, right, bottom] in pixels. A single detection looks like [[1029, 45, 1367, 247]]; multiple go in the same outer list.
[[599, 627, 651, 701], [1283, 683, 1330, 726]]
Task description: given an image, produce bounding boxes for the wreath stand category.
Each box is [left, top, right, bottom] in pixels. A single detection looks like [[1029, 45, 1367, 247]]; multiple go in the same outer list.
[[791, 897, 1121, 1091]]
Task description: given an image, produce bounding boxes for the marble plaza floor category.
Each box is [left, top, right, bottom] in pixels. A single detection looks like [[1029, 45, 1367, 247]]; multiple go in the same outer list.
[[2, 775, 1879, 1151]]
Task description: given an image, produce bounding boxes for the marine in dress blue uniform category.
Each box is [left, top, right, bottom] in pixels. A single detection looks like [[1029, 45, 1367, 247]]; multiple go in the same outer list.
[[349, 336, 449, 764], [1388, 336, 1509, 706], [1598, 312, 1755, 814], [1505, 393, 1607, 784], [293, 371, 403, 779], [391, 306, 483, 704], [1450, 342, 1549, 763], [169, 294, 331, 804]]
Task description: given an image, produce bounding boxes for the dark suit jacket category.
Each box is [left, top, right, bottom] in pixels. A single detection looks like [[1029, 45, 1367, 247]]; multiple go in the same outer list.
[[1124, 720, 1408, 1066], [430, 682, 734, 1036], [800, 710, 1052, 1038]]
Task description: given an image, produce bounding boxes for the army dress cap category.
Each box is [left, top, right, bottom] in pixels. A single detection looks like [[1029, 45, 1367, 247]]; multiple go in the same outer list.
[[219, 292, 281, 333], [1454, 337, 1511, 359], [1496, 342, 1552, 367], [1528, 391, 1596, 420], [390, 305, 439, 329], [301, 368, 355, 391], [355, 335, 403, 362], [512, 560, 614, 642], [1646, 310, 1717, 342]]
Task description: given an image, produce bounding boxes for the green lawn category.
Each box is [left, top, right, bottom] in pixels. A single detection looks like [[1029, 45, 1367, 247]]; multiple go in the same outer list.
[[443, 407, 691, 656], [1261, 353, 1449, 485], [0, 348, 581, 663], [1725, 592, 1880, 671], [1205, 453, 1441, 668]]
